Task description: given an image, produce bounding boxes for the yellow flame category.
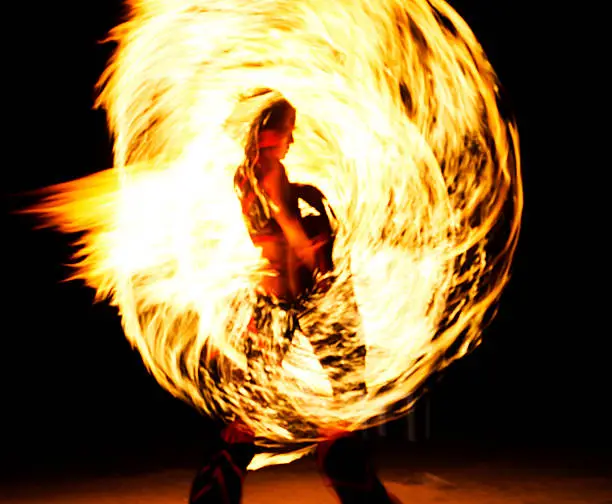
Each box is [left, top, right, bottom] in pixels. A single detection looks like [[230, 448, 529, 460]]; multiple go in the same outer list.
[[30, 0, 522, 469]]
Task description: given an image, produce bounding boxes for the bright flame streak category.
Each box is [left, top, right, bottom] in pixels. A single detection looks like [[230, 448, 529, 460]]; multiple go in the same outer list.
[[31, 0, 522, 469]]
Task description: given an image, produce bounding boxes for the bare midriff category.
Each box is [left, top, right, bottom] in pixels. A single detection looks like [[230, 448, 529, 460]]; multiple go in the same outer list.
[[252, 232, 304, 302]]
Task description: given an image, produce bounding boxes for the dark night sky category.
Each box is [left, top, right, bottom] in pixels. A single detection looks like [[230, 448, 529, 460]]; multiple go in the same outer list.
[[2, 1, 606, 476]]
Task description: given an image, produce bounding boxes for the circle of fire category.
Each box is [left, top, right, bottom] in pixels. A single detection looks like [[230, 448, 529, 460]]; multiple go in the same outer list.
[[35, 0, 522, 469]]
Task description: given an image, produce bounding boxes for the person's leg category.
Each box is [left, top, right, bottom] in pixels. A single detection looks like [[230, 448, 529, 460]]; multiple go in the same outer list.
[[315, 431, 395, 504], [312, 347, 393, 504], [305, 290, 394, 503], [315, 330, 367, 397], [244, 293, 297, 382], [305, 282, 368, 397], [188, 420, 255, 504]]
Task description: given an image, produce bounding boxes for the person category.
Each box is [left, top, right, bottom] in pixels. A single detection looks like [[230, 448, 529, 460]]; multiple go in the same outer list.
[[189, 91, 396, 504]]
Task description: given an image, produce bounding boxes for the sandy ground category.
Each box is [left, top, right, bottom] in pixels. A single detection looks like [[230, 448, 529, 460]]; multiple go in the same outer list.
[[2, 453, 611, 504]]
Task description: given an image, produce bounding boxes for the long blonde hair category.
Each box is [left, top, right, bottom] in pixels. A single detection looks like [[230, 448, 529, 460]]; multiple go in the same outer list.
[[233, 90, 296, 234]]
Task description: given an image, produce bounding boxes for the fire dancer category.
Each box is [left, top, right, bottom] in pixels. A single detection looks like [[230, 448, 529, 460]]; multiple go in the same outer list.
[[189, 91, 396, 504]]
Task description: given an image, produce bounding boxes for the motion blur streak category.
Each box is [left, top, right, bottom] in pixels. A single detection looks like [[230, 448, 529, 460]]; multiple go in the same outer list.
[[31, 0, 522, 469]]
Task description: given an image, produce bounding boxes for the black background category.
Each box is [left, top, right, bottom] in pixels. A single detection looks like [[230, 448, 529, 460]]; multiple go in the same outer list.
[[2, 0, 606, 477]]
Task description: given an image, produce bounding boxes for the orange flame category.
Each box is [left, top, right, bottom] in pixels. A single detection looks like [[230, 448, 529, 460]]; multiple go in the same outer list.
[[30, 0, 522, 469]]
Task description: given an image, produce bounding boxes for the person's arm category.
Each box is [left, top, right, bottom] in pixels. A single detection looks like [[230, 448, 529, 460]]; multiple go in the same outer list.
[[260, 166, 321, 271]]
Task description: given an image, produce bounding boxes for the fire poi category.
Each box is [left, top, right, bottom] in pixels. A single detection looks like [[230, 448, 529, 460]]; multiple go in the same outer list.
[[31, 0, 522, 470]]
